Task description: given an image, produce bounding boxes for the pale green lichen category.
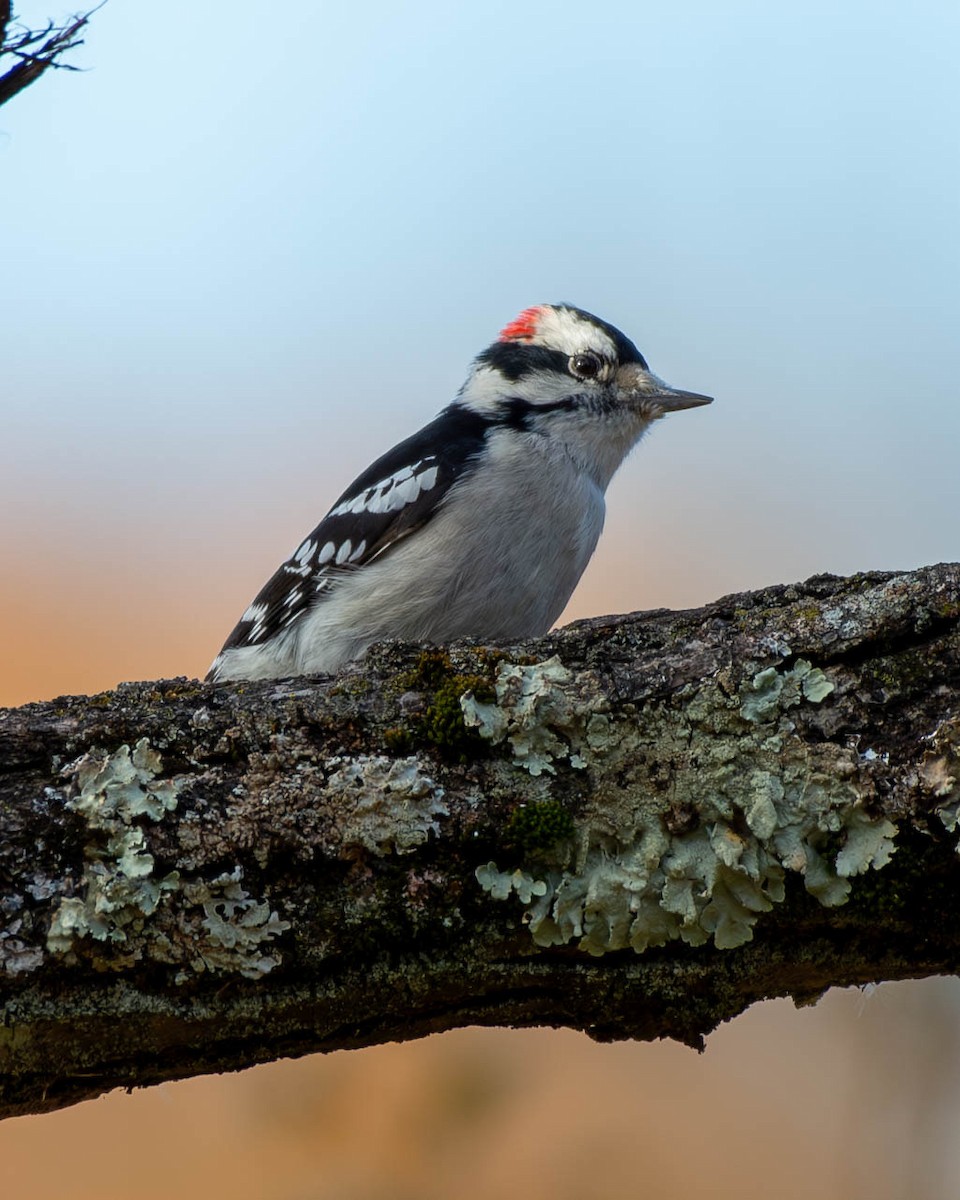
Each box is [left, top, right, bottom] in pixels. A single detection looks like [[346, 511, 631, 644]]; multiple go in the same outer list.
[[174, 868, 291, 981], [461, 656, 608, 775], [739, 659, 835, 723], [46, 739, 290, 979], [47, 739, 182, 958], [325, 754, 448, 853], [470, 655, 897, 955], [475, 863, 547, 904], [835, 807, 898, 876]]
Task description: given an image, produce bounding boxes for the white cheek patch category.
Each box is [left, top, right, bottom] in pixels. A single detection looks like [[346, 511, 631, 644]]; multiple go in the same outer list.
[[466, 362, 592, 409]]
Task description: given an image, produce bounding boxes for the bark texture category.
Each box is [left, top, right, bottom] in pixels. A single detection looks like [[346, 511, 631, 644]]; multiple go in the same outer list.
[[2, 564, 960, 1119]]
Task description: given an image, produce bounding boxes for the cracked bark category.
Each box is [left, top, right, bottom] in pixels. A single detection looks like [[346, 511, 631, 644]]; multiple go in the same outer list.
[[1, 564, 959, 1120]]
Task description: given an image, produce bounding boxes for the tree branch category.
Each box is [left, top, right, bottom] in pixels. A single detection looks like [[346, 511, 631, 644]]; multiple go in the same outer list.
[[0, 4, 101, 109], [2, 564, 959, 1119]]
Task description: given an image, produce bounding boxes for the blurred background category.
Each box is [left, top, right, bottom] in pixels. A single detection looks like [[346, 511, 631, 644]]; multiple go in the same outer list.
[[1, 1, 959, 1196]]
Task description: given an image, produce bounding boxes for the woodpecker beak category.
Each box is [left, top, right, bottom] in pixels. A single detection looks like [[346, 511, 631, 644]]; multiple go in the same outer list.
[[616, 363, 713, 414], [652, 387, 714, 412]]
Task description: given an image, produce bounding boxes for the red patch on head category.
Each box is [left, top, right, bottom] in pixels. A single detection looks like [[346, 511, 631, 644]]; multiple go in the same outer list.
[[498, 306, 543, 343]]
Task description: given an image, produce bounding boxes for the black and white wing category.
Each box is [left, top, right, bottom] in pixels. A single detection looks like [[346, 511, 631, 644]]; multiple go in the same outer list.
[[209, 405, 490, 670]]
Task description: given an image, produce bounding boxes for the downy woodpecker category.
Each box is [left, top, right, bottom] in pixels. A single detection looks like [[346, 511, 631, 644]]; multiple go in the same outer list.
[[208, 304, 712, 681]]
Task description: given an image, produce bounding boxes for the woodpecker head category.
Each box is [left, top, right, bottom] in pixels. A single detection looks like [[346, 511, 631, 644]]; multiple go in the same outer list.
[[456, 304, 712, 487]]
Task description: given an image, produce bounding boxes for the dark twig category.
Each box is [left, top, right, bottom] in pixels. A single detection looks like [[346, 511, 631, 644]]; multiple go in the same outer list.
[[0, 4, 103, 109], [0, 3, 11, 58]]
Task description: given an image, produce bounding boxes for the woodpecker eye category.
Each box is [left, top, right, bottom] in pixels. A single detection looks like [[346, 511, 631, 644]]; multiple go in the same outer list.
[[570, 352, 603, 380]]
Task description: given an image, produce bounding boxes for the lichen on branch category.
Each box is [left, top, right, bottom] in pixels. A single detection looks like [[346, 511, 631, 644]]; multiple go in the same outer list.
[[472, 656, 897, 953], [0, 564, 959, 1120]]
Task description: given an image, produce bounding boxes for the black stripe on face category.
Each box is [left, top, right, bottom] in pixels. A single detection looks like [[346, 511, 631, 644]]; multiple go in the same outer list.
[[475, 342, 571, 382], [499, 394, 603, 430]]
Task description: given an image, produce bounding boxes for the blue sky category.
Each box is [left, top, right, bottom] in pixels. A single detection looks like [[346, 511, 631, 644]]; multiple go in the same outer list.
[[2, 0, 959, 693]]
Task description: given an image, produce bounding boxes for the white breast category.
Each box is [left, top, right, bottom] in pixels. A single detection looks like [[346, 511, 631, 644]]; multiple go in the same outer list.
[[290, 427, 606, 674]]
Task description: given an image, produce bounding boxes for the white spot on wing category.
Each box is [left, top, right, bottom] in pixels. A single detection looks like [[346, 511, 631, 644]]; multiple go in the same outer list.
[[395, 475, 421, 504], [295, 539, 315, 566], [335, 540, 352, 564], [349, 539, 366, 561], [238, 600, 270, 644], [329, 460, 437, 518], [319, 541, 336, 563]]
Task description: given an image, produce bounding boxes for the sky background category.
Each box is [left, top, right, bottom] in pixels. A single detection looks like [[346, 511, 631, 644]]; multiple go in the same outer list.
[[2, 1, 959, 1196]]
